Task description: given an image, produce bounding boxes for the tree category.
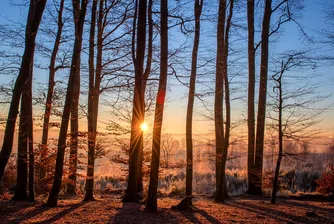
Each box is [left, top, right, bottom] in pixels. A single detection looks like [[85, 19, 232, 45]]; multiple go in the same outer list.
[[123, 0, 147, 202], [0, 0, 47, 182], [214, 0, 234, 203], [12, 75, 31, 201], [247, 0, 296, 194], [145, 0, 168, 212], [40, 0, 65, 182], [246, 0, 257, 194], [27, 56, 35, 201], [214, 0, 226, 195], [269, 52, 326, 203], [253, 0, 272, 196], [46, 0, 88, 207], [161, 134, 179, 169], [185, 0, 203, 200]]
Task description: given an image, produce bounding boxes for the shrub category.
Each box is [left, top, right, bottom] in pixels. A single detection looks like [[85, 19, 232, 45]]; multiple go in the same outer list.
[[316, 164, 334, 195]]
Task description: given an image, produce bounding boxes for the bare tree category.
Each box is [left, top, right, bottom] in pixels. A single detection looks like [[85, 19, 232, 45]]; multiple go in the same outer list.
[[185, 0, 203, 201], [161, 134, 179, 169], [145, 0, 168, 212], [123, 0, 147, 203], [268, 52, 326, 203], [0, 0, 47, 182], [215, 0, 234, 203], [40, 0, 65, 181], [246, 0, 257, 194], [46, 0, 88, 207]]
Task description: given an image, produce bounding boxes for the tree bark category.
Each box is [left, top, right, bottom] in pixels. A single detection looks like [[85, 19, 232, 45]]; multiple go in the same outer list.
[[137, 0, 153, 199], [84, 0, 103, 201], [46, 0, 88, 207], [214, 0, 226, 195], [145, 0, 168, 213], [27, 58, 35, 202], [185, 0, 203, 198], [215, 0, 234, 202], [123, 0, 147, 203], [246, 0, 258, 195], [254, 0, 272, 195], [40, 0, 64, 181], [271, 60, 283, 204], [12, 79, 30, 201], [0, 0, 47, 182]]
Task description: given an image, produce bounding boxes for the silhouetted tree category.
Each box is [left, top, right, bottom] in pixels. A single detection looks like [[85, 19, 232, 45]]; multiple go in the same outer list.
[[46, 0, 88, 207], [246, 0, 257, 194], [40, 0, 65, 181], [215, 0, 234, 203], [145, 0, 168, 212], [0, 0, 47, 182], [123, 0, 147, 202], [185, 0, 203, 200]]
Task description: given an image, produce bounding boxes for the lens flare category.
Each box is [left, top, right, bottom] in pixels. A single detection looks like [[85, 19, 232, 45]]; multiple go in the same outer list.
[[140, 122, 148, 132]]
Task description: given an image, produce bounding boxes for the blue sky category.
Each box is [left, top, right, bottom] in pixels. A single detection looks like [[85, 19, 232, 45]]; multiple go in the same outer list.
[[0, 0, 333, 138]]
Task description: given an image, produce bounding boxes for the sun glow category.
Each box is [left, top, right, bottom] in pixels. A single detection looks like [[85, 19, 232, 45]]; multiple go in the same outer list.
[[140, 122, 148, 132]]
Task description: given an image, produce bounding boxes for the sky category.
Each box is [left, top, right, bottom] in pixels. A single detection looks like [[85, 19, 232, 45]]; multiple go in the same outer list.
[[0, 0, 333, 143]]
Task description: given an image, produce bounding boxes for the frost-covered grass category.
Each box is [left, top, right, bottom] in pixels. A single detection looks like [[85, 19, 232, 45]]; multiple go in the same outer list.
[[85, 160, 325, 197]]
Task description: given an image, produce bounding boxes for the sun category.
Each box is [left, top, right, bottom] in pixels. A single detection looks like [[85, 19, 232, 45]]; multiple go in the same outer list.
[[140, 122, 148, 132]]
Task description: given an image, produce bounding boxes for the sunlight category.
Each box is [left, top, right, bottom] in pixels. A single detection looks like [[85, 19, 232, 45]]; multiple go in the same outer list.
[[140, 122, 148, 132]]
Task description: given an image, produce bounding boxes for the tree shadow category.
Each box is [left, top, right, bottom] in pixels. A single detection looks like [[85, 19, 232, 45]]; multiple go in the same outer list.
[[36, 201, 86, 223], [0, 201, 51, 223], [177, 205, 221, 224], [111, 201, 182, 223], [282, 200, 334, 214], [228, 199, 328, 223]]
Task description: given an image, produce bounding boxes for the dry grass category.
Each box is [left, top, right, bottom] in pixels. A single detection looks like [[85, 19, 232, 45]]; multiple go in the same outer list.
[[0, 195, 332, 223]]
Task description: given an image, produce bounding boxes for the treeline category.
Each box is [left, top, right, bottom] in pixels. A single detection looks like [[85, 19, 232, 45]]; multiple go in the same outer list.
[[0, 0, 333, 212]]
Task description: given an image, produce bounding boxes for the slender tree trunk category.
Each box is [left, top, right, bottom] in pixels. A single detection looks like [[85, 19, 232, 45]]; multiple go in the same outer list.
[[123, 0, 147, 203], [247, 0, 257, 195], [27, 58, 35, 201], [85, 0, 104, 201], [0, 0, 47, 182], [46, 0, 88, 207], [214, 0, 226, 195], [67, 0, 86, 197], [137, 0, 153, 199], [145, 0, 168, 213], [254, 0, 272, 195], [185, 0, 203, 198], [271, 61, 283, 204], [67, 83, 79, 195], [215, 0, 234, 202], [40, 0, 64, 181], [12, 81, 30, 201]]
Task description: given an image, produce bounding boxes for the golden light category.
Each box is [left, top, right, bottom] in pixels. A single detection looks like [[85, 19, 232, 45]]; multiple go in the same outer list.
[[140, 122, 148, 132]]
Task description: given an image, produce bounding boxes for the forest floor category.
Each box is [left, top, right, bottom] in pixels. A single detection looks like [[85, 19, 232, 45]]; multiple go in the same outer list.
[[0, 195, 333, 224]]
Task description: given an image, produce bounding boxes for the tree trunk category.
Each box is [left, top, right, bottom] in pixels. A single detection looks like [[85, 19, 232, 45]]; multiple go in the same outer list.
[[145, 0, 168, 213], [85, 0, 104, 201], [185, 0, 203, 198], [46, 0, 88, 207], [271, 61, 283, 204], [246, 0, 257, 195], [0, 0, 47, 182], [123, 0, 147, 203], [67, 81, 79, 195], [136, 0, 153, 199], [27, 58, 35, 202], [12, 80, 30, 201], [214, 0, 226, 195], [215, 0, 234, 202], [254, 0, 272, 195], [40, 0, 64, 181]]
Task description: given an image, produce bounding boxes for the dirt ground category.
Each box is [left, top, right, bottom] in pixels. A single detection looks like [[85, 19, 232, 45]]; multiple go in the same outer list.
[[0, 195, 333, 223]]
